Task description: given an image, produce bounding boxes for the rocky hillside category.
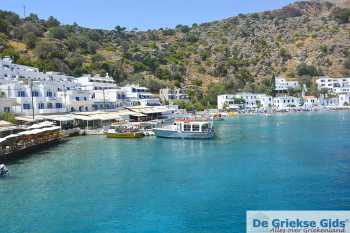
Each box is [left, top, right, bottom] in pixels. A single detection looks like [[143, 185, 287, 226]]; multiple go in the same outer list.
[[315, 0, 350, 7], [1, 1, 350, 106]]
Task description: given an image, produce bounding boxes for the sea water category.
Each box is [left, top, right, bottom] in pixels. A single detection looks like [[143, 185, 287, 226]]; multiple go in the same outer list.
[[1, 112, 350, 233]]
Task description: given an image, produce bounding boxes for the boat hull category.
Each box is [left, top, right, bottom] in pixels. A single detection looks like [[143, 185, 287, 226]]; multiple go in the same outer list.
[[154, 129, 214, 139], [0, 138, 67, 163], [105, 132, 145, 139]]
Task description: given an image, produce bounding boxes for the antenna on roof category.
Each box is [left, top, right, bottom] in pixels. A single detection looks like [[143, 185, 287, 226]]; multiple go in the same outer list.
[[23, 5, 26, 18]]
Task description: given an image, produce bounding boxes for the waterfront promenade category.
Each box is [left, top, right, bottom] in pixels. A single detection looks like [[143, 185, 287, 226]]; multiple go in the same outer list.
[[0, 111, 349, 233]]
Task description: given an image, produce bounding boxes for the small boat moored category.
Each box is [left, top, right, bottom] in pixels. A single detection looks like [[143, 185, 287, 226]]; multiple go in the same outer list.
[[0, 164, 8, 177], [154, 119, 215, 139], [105, 123, 145, 139]]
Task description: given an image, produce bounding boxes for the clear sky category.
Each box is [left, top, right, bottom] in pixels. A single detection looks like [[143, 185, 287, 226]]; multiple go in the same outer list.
[[0, 0, 296, 30]]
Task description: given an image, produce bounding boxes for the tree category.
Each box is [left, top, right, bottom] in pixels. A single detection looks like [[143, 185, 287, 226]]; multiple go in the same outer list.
[[0, 19, 9, 34], [25, 13, 39, 23], [46, 16, 60, 28], [64, 37, 79, 51], [0, 112, 16, 124], [206, 83, 225, 106], [87, 41, 99, 54], [344, 57, 350, 70], [34, 40, 66, 59], [296, 63, 320, 76], [49, 26, 66, 40], [334, 8, 350, 24], [23, 32, 37, 49]]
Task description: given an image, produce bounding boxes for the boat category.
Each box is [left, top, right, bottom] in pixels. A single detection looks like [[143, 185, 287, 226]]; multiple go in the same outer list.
[[0, 164, 8, 177], [0, 126, 67, 162], [212, 113, 225, 121], [105, 124, 145, 139], [154, 119, 215, 139]]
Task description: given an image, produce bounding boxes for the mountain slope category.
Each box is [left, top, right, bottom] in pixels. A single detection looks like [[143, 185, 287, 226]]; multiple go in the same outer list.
[[1, 1, 350, 106], [315, 0, 350, 7]]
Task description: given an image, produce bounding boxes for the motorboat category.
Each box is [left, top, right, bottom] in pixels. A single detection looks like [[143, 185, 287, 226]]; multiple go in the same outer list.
[[105, 123, 144, 139], [0, 164, 8, 177], [154, 119, 215, 139]]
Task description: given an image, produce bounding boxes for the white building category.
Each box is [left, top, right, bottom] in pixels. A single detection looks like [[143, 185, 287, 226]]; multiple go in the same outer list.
[[57, 90, 93, 112], [275, 77, 300, 92], [159, 88, 189, 103], [122, 85, 161, 107], [76, 74, 117, 91], [0, 81, 66, 115], [217, 93, 273, 110], [217, 95, 240, 110], [338, 94, 350, 106], [273, 96, 301, 110], [303, 96, 319, 109], [92, 88, 129, 111], [0, 98, 18, 112], [316, 76, 350, 93], [235, 93, 273, 109], [0, 57, 80, 90]]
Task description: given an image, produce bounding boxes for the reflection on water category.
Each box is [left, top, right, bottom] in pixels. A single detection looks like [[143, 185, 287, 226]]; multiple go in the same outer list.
[[1, 112, 350, 233]]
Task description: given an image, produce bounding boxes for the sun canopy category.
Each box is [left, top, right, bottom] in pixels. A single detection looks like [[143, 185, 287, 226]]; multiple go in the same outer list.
[[43, 115, 75, 122], [27, 121, 54, 129]]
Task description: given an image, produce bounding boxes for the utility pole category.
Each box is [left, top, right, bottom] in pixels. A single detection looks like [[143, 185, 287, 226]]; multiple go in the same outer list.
[[30, 80, 35, 121], [23, 5, 26, 18], [63, 85, 68, 113], [103, 88, 106, 111]]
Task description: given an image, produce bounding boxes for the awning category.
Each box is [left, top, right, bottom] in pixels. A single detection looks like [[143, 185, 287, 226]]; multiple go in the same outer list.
[[42, 115, 75, 122], [93, 113, 121, 121], [73, 115, 96, 121], [0, 138, 7, 143], [27, 121, 54, 129], [0, 120, 14, 127], [4, 134, 21, 139], [15, 116, 45, 122], [114, 109, 146, 117], [128, 106, 170, 114]]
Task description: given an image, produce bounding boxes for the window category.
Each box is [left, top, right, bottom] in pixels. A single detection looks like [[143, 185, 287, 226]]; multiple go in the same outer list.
[[47, 91, 53, 97], [192, 124, 200, 132], [32, 91, 39, 97], [17, 91, 26, 97], [47, 103, 53, 109], [56, 103, 63, 109], [38, 103, 45, 109], [84, 97, 87, 101], [75, 97, 80, 101], [4, 107, 10, 112], [183, 124, 191, 132], [202, 124, 209, 132], [23, 104, 31, 109]]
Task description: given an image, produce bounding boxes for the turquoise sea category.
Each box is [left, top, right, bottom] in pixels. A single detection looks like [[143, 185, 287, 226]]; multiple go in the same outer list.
[[1, 112, 350, 233]]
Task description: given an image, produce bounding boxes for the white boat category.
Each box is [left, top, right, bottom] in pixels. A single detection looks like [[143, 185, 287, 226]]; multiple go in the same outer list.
[[0, 164, 8, 177], [154, 119, 215, 139]]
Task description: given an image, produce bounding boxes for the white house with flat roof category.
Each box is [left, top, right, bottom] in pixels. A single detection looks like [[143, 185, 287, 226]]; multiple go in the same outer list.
[[76, 74, 117, 91], [217, 95, 240, 110], [57, 90, 93, 112], [303, 96, 319, 109], [316, 76, 350, 93], [0, 81, 66, 115], [92, 88, 129, 111], [235, 93, 273, 109], [159, 88, 189, 103], [122, 85, 161, 107], [338, 94, 350, 106], [273, 96, 301, 110], [275, 77, 300, 92], [218, 93, 273, 110]]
